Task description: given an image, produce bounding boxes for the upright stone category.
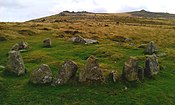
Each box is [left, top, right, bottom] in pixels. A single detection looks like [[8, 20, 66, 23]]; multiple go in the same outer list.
[[145, 41, 158, 55], [30, 64, 52, 84], [18, 41, 29, 50], [6, 51, 26, 76], [43, 38, 52, 48], [122, 57, 138, 81], [53, 60, 78, 85], [79, 55, 104, 83], [144, 55, 159, 77]]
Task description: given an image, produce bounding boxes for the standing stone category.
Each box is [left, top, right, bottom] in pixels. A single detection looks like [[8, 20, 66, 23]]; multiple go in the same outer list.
[[122, 57, 139, 81], [79, 55, 104, 83], [18, 41, 29, 50], [145, 41, 158, 55], [43, 38, 52, 47], [6, 51, 26, 76], [53, 60, 78, 85], [30, 64, 52, 84], [10, 43, 20, 51], [108, 70, 118, 82], [73, 35, 86, 44], [144, 55, 159, 77]]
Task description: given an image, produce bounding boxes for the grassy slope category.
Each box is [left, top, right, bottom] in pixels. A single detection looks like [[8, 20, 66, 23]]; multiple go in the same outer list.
[[0, 13, 175, 105]]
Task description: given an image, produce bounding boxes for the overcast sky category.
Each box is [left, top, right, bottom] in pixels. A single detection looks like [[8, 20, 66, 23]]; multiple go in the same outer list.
[[0, 0, 174, 22]]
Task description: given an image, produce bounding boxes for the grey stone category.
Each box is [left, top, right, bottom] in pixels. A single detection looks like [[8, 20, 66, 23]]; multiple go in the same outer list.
[[138, 44, 147, 48], [6, 51, 26, 76], [53, 60, 78, 85], [43, 38, 51, 47], [145, 41, 158, 55], [10, 41, 29, 51], [10, 43, 20, 51], [18, 41, 29, 50], [122, 57, 139, 81], [72, 36, 86, 44], [30, 64, 52, 84], [72, 36, 98, 44], [79, 55, 104, 83], [144, 54, 159, 77]]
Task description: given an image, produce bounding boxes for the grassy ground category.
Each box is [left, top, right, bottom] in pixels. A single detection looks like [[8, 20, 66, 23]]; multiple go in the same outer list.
[[0, 13, 175, 105]]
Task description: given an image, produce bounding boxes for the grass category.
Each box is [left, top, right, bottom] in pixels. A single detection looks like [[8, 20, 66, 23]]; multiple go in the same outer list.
[[0, 12, 175, 105]]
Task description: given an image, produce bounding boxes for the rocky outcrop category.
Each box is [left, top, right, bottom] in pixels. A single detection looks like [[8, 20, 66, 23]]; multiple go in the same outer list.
[[144, 55, 159, 77], [43, 38, 52, 48], [6, 51, 26, 76], [79, 55, 104, 83], [122, 57, 139, 81], [30, 64, 52, 84], [145, 41, 158, 55], [53, 60, 78, 85]]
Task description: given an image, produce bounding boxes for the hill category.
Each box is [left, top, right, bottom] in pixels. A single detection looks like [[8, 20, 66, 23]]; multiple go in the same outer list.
[[128, 9, 175, 19]]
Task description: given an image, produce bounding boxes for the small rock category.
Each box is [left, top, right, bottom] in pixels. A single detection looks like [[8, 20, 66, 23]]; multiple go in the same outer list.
[[30, 64, 52, 84], [157, 53, 167, 57], [6, 51, 26, 76], [43, 38, 52, 48], [108, 70, 118, 82], [138, 44, 147, 49], [10, 43, 20, 51], [144, 54, 159, 77], [53, 60, 78, 85]]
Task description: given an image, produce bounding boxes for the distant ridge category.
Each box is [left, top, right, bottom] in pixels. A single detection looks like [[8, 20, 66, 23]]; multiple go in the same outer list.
[[128, 9, 175, 19]]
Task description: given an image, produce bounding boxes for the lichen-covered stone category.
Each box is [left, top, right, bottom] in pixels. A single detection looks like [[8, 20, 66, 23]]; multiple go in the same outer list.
[[18, 41, 29, 50], [144, 55, 159, 77], [145, 41, 158, 55], [30, 64, 52, 84], [53, 60, 78, 85], [43, 38, 51, 47], [73, 35, 86, 44], [79, 55, 104, 83], [122, 57, 139, 81], [10, 43, 20, 51], [6, 51, 26, 76]]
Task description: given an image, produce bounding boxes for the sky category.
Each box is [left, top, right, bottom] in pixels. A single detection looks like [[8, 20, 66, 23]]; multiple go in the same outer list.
[[0, 0, 174, 22]]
